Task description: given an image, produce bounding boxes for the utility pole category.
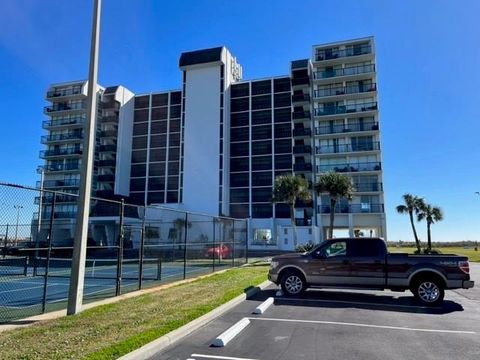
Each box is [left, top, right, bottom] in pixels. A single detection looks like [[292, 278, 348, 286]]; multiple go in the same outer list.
[[67, 0, 102, 315], [14, 205, 23, 245]]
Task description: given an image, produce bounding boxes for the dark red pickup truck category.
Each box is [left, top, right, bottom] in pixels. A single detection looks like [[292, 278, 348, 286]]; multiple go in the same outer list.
[[268, 237, 474, 305]]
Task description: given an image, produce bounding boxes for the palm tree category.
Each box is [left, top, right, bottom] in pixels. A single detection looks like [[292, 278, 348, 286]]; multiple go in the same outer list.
[[272, 175, 311, 247], [396, 194, 424, 253], [314, 172, 354, 239], [417, 203, 443, 252]]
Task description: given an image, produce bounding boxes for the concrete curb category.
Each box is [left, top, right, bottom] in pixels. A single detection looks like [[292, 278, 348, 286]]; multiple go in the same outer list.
[[118, 280, 272, 360]]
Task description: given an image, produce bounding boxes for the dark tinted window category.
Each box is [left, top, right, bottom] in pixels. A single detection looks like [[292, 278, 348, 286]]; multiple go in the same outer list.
[[230, 204, 249, 218], [130, 164, 146, 177], [169, 133, 180, 146], [275, 139, 291, 154], [274, 123, 291, 138], [169, 119, 180, 132], [275, 204, 290, 218], [252, 171, 272, 186], [149, 177, 165, 191], [252, 156, 272, 170], [168, 147, 180, 160], [252, 110, 271, 125], [231, 83, 249, 98], [274, 78, 291, 93], [230, 157, 249, 172], [252, 204, 272, 218], [348, 239, 384, 257], [274, 108, 291, 123], [150, 134, 167, 147], [134, 96, 149, 109], [167, 176, 179, 190], [252, 188, 272, 202], [230, 173, 249, 187], [252, 140, 272, 155], [131, 150, 147, 163], [134, 109, 149, 122], [148, 191, 164, 204], [252, 95, 271, 110], [132, 136, 148, 149], [130, 178, 145, 191], [252, 125, 272, 140], [150, 148, 166, 162], [133, 123, 148, 136], [274, 93, 291, 108], [170, 105, 181, 118], [230, 142, 249, 157], [231, 127, 249, 142], [168, 161, 179, 174], [152, 94, 168, 107], [275, 155, 292, 169], [166, 191, 178, 203], [151, 121, 168, 134], [149, 162, 165, 176], [170, 91, 181, 105], [252, 80, 271, 95], [230, 188, 249, 203], [151, 107, 168, 120], [231, 112, 249, 127], [231, 98, 249, 112]]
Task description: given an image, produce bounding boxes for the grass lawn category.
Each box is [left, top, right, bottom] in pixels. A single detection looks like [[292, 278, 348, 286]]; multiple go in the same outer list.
[[388, 246, 480, 262], [0, 264, 269, 360]]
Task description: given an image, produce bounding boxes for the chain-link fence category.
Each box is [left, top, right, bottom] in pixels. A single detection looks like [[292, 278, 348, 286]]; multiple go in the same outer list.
[[0, 182, 248, 323]]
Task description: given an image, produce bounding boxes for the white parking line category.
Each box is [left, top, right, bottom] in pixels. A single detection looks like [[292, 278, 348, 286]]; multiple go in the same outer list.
[[276, 297, 436, 309], [191, 354, 260, 360], [247, 317, 477, 335]]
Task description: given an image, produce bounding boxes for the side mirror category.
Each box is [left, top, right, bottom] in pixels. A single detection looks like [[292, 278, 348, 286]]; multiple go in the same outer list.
[[313, 250, 325, 259]]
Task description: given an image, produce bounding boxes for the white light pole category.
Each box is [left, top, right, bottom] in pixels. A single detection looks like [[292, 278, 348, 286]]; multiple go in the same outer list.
[[36, 167, 45, 238], [67, 0, 102, 315], [14, 205, 23, 245]]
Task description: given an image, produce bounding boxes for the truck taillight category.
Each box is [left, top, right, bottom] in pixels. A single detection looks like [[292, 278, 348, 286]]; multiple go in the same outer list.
[[459, 261, 470, 274]]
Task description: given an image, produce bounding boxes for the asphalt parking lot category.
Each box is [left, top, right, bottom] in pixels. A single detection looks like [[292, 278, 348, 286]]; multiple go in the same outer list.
[[151, 264, 480, 360]]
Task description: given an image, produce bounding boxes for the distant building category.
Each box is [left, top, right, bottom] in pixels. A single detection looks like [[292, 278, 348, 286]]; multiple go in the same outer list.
[[37, 37, 386, 250]]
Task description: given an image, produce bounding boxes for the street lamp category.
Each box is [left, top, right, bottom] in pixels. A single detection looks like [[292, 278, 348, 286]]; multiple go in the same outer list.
[[14, 205, 24, 245]]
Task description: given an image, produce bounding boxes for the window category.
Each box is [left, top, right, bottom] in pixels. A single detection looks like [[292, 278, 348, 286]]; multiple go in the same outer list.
[[274, 139, 291, 154], [148, 191, 164, 204], [231, 128, 249, 142], [274, 78, 291, 93], [170, 91, 181, 105], [230, 188, 249, 203], [151, 107, 168, 121], [149, 177, 165, 191], [252, 188, 272, 202], [252, 140, 271, 155], [130, 178, 145, 191], [168, 147, 180, 160], [252, 228, 274, 245], [150, 148, 166, 162], [252, 156, 272, 170], [168, 161, 179, 174], [134, 96, 149, 109], [152, 94, 168, 107], [230, 157, 249, 172], [317, 241, 347, 258], [131, 150, 147, 163], [170, 105, 181, 118], [275, 204, 290, 218], [274, 124, 291, 138], [169, 119, 180, 132], [230, 142, 249, 156], [348, 239, 382, 257], [130, 164, 146, 177], [252, 80, 271, 95], [274, 93, 291, 108], [134, 109, 149, 123], [252, 171, 272, 186], [169, 133, 180, 146], [252, 125, 271, 140], [150, 134, 167, 148], [252, 110, 271, 125], [231, 83, 249, 98], [231, 112, 249, 127], [275, 155, 292, 169], [230, 173, 249, 187], [230, 204, 249, 218], [166, 191, 179, 203], [252, 204, 273, 218], [149, 162, 165, 176], [151, 121, 168, 134], [231, 98, 249, 112], [132, 136, 147, 149], [252, 95, 271, 110], [133, 123, 148, 136], [274, 108, 291, 123]]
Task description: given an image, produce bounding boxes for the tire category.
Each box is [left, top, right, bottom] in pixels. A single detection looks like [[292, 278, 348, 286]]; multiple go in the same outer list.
[[280, 270, 306, 296], [411, 278, 445, 306]]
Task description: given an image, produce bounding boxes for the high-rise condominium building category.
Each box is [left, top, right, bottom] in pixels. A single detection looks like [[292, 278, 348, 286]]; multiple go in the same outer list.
[[38, 37, 386, 250]]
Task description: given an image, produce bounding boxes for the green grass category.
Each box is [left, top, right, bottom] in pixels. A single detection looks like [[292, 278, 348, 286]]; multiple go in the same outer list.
[[0, 265, 268, 360], [388, 246, 480, 262]]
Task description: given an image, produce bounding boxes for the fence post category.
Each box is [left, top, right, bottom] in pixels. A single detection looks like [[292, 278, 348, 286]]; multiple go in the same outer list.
[[212, 218, 216, 272], [115, 199, 125, 296], [3, 224, 8, 258], [232, 220, 235, 268], [138, 212, 146, 290], [42, 192, 56, 313], [245, 220, 249, 264], [183, 213, 188, 280]]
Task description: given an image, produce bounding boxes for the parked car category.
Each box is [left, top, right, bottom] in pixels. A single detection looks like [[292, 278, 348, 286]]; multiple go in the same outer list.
[[268, 237, 474, 306], [204, 244, 232, 259]]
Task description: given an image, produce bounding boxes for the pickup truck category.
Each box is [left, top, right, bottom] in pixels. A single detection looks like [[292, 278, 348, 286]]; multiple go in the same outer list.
[[268, 237, 474, 306]]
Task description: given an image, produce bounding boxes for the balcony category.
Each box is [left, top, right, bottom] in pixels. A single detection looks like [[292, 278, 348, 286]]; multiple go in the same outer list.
[[293, 145, 312, 154], [39, 148, 82, 159], [98, 159, 116, 167], [101, 129, 117, 138], [313, 64, 375, 80], [316, 142, 380, 155], [318, 203, 384, 214], [314, 83, 376, 98], [314, 102, 377, 117], [317, 162, 381, 173], [99, 144, 117, 152], [42, 117, 84, 129], [41, 133, 83, 143], [295, 218, 313, 226], [101, 101, 120, 110], [39, 163, 80, 172], [315, 44, 371, 62], [34, 193, 78, 204], [46, 88, 83, 99], [100, 115, 118, 124], [37, 179, 80, 188], [291, 59, 309, 69], [292, 94, 310, 103], [293, 128, 312, 137], [353, 182, 383, 192], [291, 77, 310, 86], [97, 174, 115, 182], [315, 122, 378, 135], [294, 163, 312, 172], [44, 103, 85, 114], [292, 111, 311, 121]]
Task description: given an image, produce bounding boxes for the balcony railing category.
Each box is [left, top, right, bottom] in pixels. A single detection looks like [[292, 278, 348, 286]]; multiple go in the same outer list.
[[315, 44, 372, 61], [315, 122, 378, 135], [292, 111, 311, 120], [353, 182, 383, 192], [293, 128, 312, 137], [313, 64, 375, 80], [293, 145, 312, 154], [42, 117, 84, 129], [100, 115, 118, 124], [99, 144, 117, 152], [101, 129, 117, 138], [37, 179, 80, 188], [292, 94, 310, 102], [46, 88, 83, 98], [34, 194, 78, 204], [98, 159, 116, 167], [316, 142, 380, 154], [44, 103, 85, 113], [314, 102, 377, 117], [38, 163, 80, 172], [317, 162, 381, 173], [294, 163, 312, 172], [39, 148, 82, 158], [314, 83, 376, 98], [318, 203, 384, 214], [41, 133, 83, 143]]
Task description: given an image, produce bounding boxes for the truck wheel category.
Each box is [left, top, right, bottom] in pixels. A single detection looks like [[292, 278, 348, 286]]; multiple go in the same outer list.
[[412, 278, 444, 306], [281, 270, 306, 296]]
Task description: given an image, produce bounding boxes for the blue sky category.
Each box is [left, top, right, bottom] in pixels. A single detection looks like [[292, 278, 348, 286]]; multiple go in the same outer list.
[[0, 0, 479, 242]]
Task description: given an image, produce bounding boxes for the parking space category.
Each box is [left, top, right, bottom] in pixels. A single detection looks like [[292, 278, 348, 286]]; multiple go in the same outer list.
[[153, 266, 480, 360]]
